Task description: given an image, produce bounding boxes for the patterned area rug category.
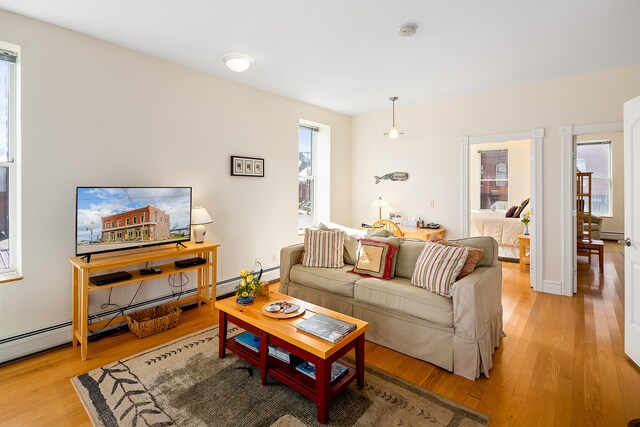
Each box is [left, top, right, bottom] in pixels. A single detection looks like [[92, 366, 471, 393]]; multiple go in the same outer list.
[[72, 326, 488, 426]]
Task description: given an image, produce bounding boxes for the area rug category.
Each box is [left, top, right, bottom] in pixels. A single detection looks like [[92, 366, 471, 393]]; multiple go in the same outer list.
[[71, 326, 488, 426]]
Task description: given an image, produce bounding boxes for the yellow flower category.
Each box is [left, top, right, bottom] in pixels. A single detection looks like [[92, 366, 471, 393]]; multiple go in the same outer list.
[[249, 284, 256, 291], [241, 291, 249, 297], [247, 275, 254, 283], [240, 269, 249, 277], [524, 210, 531, 217], [240, 279, 246, 287]]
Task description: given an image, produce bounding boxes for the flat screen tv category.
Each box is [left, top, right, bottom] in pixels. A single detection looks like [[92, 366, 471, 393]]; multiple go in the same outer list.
[[76, 187, 192, 260]]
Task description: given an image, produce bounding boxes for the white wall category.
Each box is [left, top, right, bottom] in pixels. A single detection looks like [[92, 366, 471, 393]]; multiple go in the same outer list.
[[351, 64, 640, 287], [576, 131, 624, 235], [469, 140, 530, 211], [0, 10, 351, 360]]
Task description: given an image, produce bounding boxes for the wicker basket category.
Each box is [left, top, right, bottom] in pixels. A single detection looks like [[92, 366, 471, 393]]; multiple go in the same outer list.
[[126, 304, 182, 338]]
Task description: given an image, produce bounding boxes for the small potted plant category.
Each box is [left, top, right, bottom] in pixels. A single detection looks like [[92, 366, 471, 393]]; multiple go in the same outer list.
[[521, 210, 531, 235], [235, 268, 264, 305]]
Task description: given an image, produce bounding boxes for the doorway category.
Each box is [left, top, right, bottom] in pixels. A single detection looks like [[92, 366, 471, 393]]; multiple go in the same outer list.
[[461, 129, 544, 291], [560, 123, 623, 295]]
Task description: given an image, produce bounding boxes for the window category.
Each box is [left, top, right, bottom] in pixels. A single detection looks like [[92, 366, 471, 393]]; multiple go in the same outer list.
[[298, 125, 317, 231], [479, 149, 509, 210], [0, 46, 18, 279], [577, 140, 612, 216]]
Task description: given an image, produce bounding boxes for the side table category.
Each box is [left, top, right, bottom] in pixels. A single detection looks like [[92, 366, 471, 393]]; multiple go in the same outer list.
[[518, 234, 530, 272]]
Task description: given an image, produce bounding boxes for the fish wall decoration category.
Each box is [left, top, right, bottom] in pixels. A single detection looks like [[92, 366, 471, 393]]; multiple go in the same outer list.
[[374, 171, 409, 184]]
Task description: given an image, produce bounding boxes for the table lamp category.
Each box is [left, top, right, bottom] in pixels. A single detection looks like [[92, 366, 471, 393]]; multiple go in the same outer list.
[[371, 197, 390, 220], [191, 207, 213, 243]]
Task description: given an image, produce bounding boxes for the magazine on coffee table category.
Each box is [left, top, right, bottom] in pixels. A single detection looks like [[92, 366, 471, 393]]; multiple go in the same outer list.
[[296, 313, 357, 343]]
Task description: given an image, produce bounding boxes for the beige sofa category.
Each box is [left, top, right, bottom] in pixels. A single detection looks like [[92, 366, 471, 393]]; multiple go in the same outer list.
[[279, 236, 504, 380]]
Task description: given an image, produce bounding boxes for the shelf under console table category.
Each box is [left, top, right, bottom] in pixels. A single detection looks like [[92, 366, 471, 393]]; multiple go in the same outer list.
[[69, 241, 219, 360]]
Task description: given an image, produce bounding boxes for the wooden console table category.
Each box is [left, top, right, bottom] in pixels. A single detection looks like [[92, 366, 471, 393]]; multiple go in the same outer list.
[[398, 225, 446, 240], [518, 234, 530, 272], [69, 241, 218, 360]]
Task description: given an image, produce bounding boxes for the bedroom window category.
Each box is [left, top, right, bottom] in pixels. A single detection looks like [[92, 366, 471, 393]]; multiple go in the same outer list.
[[479, 149, 508, 210], [298, 125, 317, 231], [0, 45, 20, 281], [577, 140, 612, 216]]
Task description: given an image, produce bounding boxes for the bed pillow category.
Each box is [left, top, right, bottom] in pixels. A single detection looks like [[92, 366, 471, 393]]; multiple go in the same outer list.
[[350, 238, 399, 280], [411, 242, 468, 297], [429, 235, 485, 280], [301, 228, 345, 268], [513, 198, 530, 218], [505, 205, 518, 218]]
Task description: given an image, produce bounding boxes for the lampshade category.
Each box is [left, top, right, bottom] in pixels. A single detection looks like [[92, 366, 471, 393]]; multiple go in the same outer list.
[[223, 53, 254, 72], [384, 96, 404, 139], [191, 207, 213, 225], [371, 197, 390, 209]]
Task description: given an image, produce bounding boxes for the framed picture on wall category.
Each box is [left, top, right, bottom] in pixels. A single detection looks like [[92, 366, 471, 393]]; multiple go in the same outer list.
[[230, 156, 265, 177]]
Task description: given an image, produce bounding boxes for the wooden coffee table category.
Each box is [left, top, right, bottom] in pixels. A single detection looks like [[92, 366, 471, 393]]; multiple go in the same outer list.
[[215, 291, 368, 424]]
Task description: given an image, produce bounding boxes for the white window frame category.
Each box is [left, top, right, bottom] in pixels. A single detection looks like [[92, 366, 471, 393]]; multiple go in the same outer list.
[[576, 139, 613, 217], [0, 42, 20, 282], [298, 124, 317, 232], [478, 149, 509, 210]]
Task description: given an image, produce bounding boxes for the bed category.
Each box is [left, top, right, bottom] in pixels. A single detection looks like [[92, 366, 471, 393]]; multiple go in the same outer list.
[[470, 210, 525, 259]]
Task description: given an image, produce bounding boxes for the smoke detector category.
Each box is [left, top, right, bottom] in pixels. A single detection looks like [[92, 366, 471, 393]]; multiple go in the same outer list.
[[398, 23, 417, 38]]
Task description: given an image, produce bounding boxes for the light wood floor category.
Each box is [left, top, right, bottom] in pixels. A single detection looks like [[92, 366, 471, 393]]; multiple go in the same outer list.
[[1, 242, 639, 426]]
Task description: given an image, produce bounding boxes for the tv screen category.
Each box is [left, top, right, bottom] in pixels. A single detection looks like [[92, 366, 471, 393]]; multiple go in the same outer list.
[[76, 187, 192, 258]]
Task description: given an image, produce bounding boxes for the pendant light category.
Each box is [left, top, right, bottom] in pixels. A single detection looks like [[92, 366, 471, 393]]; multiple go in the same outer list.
[[384, 96, 404, 139]]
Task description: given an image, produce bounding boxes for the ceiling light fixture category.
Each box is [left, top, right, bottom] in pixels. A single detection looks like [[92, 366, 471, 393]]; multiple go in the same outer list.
[[384, 96, 404, 139], [223, 53, 254, 72], [398, 23, 418, 38]]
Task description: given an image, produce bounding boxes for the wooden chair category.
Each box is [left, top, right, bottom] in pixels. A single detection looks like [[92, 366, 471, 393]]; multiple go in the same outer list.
[[371, 219, 405, 237]]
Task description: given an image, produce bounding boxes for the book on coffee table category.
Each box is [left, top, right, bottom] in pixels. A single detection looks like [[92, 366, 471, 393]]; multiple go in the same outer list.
[[295, 361, 349, 383], [296, 313, 357, 343], [234, 331, 260, 352]]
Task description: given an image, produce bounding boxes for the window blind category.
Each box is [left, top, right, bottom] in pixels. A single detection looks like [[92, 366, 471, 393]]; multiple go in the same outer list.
[[0, 50, 17, 64]]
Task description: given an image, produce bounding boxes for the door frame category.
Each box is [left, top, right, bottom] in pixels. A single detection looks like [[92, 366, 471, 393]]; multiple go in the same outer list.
[[461, 128, 544, 291], [560, 122, 623, 296]]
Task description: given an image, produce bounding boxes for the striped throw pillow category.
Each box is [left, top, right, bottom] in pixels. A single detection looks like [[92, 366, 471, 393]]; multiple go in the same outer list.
[[301, 228, 345, 268], [411, 242, 469, 297]]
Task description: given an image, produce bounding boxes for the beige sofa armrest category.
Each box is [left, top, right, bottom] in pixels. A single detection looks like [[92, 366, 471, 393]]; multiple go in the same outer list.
[[279, 243, 304, 294], [450, 264, 503, 379]]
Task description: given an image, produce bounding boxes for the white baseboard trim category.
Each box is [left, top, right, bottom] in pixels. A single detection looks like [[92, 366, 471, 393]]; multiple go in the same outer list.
[[601, 231, 623, 241], [542, 280, 563, 295], [0, 326, 71, 364]]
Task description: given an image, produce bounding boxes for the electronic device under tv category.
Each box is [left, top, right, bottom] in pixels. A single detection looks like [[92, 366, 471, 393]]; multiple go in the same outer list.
[[76, 187, 192, 261]]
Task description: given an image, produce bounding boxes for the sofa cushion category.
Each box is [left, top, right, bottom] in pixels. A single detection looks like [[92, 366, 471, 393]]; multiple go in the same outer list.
[[451, 236, 498, 267], [505, 205, 518, 217], [430, 235, 484, 280], [411, 242, 468, 297], [350, 238, 399, 279], [301, 228, 344, 268], [319, 222, 391, 264], [354, 277, 454, 326], [395, 239, 426, 279], [290, 264, 356, 297]]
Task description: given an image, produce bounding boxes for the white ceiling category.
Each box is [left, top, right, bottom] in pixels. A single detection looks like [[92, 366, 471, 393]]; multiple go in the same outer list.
[[1, 0, 640, 115]]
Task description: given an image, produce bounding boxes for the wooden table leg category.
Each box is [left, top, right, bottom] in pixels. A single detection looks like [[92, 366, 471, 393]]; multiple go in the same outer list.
[[356, 334, 365, 389], [599, 246, 604, 272], [316, 357, 331, 424], [218, 311, 227, 359], [80, 269, 89, 361], [71, 266, 78, 348], [260, 331, 268, 386]]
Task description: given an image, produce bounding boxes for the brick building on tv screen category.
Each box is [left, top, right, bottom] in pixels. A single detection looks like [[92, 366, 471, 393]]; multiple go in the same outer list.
[[101, 205, 170, 242]]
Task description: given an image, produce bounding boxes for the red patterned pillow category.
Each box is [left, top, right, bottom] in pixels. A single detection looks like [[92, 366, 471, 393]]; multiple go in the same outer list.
[[411, 242, 469, 297], [301, 228, 345, 268], [429, 235, 485, 280], [349, 238, 398, 280]]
